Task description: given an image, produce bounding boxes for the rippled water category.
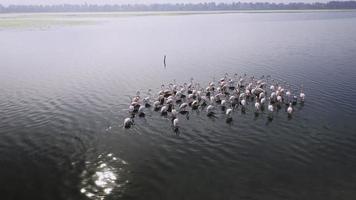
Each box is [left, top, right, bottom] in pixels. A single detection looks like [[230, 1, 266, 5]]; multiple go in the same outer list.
[[1, 11, 356, 200]]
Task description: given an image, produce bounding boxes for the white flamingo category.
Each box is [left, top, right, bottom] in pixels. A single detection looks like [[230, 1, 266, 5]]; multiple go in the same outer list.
[[300, 92, 305, 102], [161, 106, 168, 115], [221, 99, 227, 110], [226, 108, 233, 119], [255, 99, 260, 112], [207, 105, 215, 116], [171, 109, 178, 118], [268, 104, 274, 113], [124, 117, 134, 128], [173, 118, 179, 130], [260, 97, 266, 105], [138, 105, 145, 117], [287, 103, 293, 115], [179, 103, 188, 112]]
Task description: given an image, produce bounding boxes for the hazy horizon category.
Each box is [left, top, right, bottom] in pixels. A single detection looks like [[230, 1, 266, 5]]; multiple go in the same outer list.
[[0, 0, 345, 6]]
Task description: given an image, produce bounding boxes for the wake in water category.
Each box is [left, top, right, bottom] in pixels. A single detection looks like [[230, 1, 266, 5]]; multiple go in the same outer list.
[[123, 73, 306, 130]]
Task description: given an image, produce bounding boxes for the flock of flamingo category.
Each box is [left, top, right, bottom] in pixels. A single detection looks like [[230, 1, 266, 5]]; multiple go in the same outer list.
[[123, 74, 305, 131]]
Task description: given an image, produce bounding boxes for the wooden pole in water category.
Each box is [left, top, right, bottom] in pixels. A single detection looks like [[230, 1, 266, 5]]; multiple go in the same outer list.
[[163, 55, 166, 68]]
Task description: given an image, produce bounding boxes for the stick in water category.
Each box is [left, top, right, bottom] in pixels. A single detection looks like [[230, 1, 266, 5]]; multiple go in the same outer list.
[[163, 55, 166, 68]]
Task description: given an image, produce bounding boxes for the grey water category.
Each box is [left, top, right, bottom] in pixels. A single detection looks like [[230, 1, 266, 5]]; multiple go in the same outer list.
[[1, 11, 356, 200]]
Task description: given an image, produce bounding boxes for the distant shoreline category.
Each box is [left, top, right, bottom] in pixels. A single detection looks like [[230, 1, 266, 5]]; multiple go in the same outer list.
[[1, 9, 356, 16], [1, 1, 356, 14]]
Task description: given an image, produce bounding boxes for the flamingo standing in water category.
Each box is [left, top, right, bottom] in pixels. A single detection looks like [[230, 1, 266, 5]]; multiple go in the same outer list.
[[138, 105, 145, 117], [287, 103, 293, 116], [191, 100, 199, 110], [254, 99, 261, 113], [300, 85, 305, 102], [226, 108, 233, 123], [179, 103, 189, 114], [221, 99, 227, 111], [300, 92, 305, 102], [207, 105, 215, 116], [268, 103, 274, 119], [173, 118, 179, 131], [171, 109, 178, 119], [153, 100, 161, 111], [260, 97, 266, 106], [124, 73, 306, 131], [143, 97, 151, 107], [240, 98, 246, 112], [124, 117, 134, 128], [160, 105, 168, 115]]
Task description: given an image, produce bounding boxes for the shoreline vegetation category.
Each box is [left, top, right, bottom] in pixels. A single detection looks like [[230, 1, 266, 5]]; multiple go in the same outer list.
[[1, 10, 355, 30], [1, 5, 356, 29], [1, 1, 356, 13]]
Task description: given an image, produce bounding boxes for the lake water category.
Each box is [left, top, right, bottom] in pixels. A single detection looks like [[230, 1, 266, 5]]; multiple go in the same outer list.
[[1, 10, 356, 200]]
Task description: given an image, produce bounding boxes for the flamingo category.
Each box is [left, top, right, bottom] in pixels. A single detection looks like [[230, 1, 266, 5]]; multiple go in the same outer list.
[[138, 106, 145, 117], [229, 95, 237, 107], [161, 106, 168, 115], [268, 104, 274, 113], [255, 99, 260, 112], [260, 97, 266, 105], [292, 95, 298, 105], [143, 97, 151, 107], [277, 95, 282, 104], [268, 103, 274, 119], [221, 99, 227, 111], [171, 109, 178, 118], [191, 100, 199, 110], [124, 117, 134, 128], [270, 85, 275, 91], [179, 103, 188, 112], [173, 118, 179, 131], [128, 105, 135, 113], [207, 105, 215, 116], [153, 101, 161, 111], [226, 108, 233, 119], [287, 103, 293, 116], [240, 99, 246, 112], [300, 92, 305, 102]]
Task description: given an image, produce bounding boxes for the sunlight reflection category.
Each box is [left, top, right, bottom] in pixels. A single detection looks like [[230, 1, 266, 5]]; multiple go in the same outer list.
[[80, 153, 129, 200]]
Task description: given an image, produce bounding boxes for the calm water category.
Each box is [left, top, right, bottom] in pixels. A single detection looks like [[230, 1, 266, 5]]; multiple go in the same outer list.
[[1, 11, 356, 200]]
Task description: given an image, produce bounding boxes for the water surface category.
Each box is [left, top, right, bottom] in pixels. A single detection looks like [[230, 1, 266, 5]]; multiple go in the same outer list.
[[1, 10, 356, 200]]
